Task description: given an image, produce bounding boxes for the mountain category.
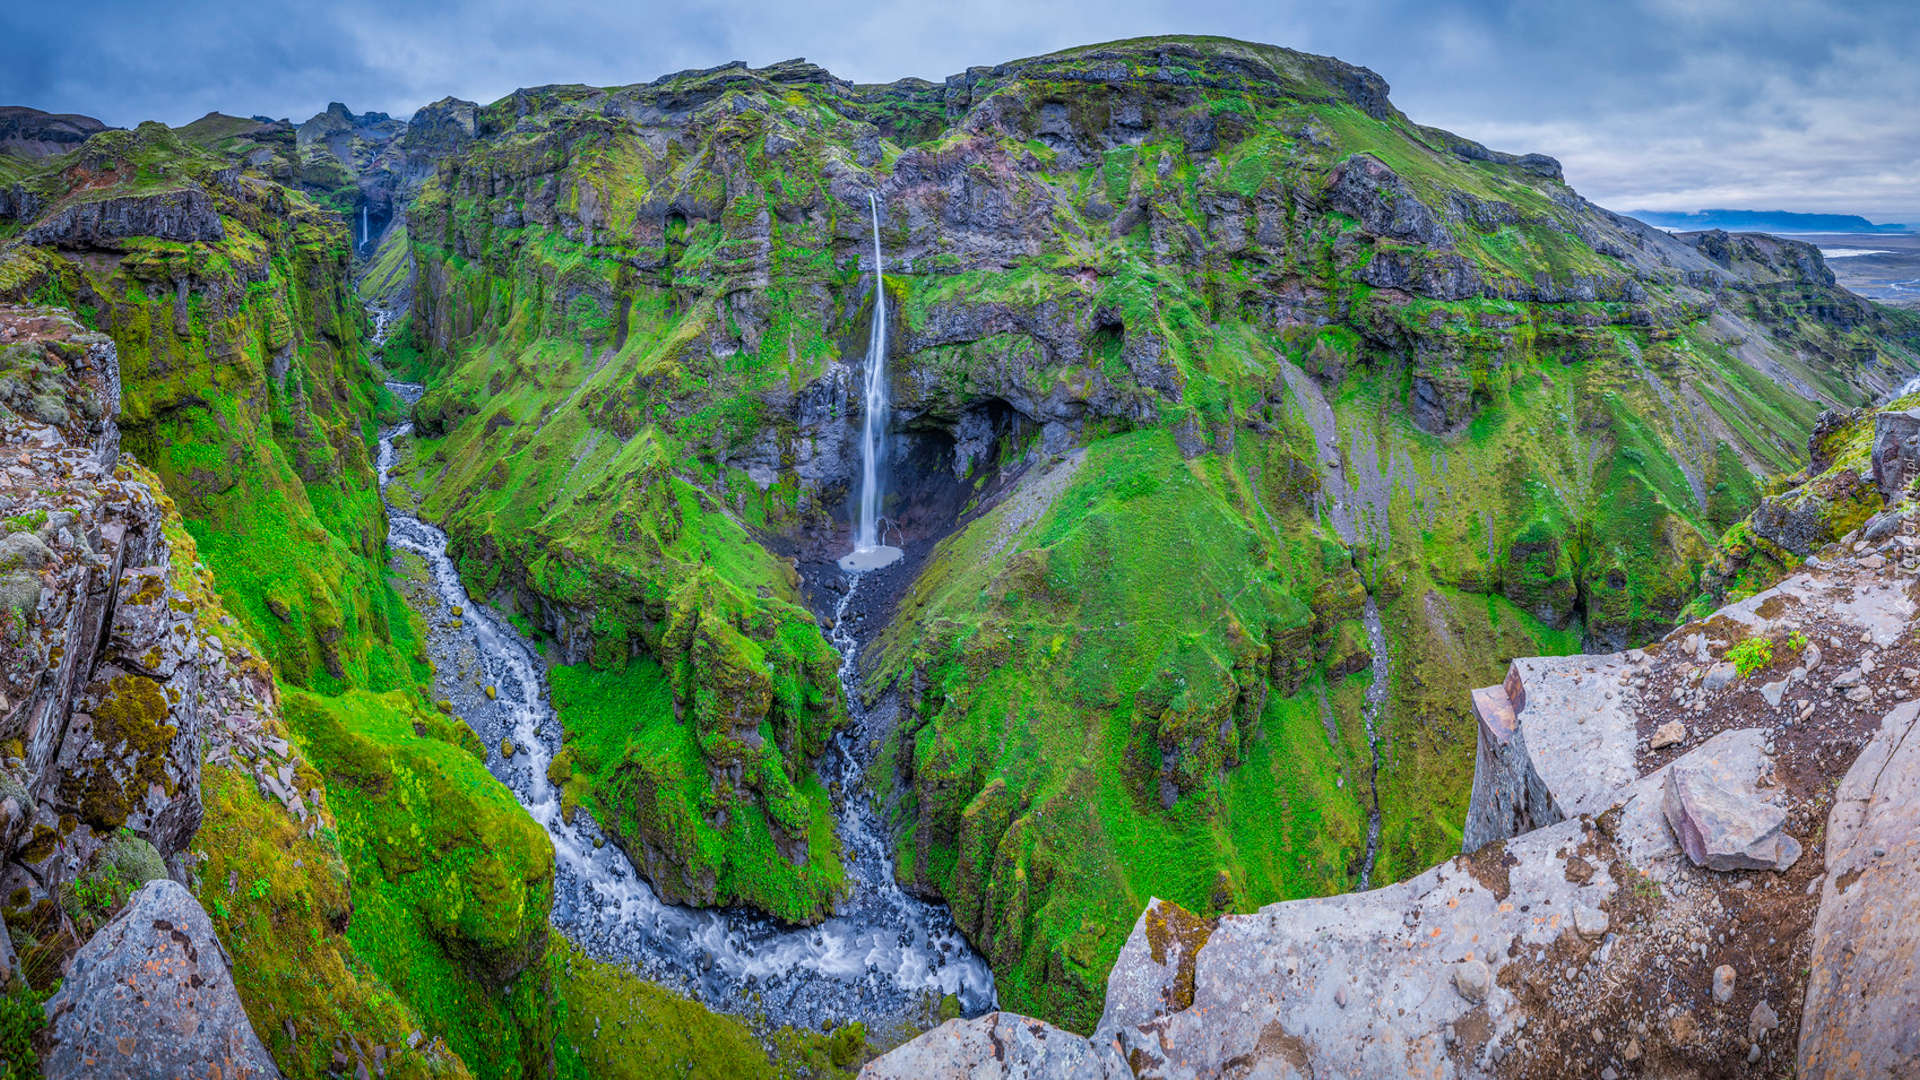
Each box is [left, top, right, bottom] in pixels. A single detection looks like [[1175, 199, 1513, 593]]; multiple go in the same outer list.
[[0, 32, 1917, 1077], [1629, 208, 1912, 234]]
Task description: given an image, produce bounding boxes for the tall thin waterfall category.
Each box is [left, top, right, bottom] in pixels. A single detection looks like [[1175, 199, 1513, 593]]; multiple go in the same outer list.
[[839, 194, 903, 573], [360, 205, 369, 249]]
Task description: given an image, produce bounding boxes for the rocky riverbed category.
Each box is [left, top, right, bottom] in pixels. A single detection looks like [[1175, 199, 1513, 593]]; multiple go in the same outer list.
[[377, 386, 994, 1046]]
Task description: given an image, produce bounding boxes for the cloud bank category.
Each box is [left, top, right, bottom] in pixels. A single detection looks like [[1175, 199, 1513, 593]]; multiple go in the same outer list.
[[3, 0, 1914, 221]]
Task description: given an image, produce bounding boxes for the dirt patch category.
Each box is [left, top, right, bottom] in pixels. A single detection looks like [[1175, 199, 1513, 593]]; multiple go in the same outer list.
[[1458, 839, 1518, 901]]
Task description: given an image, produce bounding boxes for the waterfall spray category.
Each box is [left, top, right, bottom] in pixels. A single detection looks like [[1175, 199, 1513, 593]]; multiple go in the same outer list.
[[839, 193, 903, 573]]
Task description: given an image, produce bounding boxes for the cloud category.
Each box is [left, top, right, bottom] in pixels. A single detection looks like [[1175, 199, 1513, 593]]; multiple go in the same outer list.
[[1, 0, 1914, 221]]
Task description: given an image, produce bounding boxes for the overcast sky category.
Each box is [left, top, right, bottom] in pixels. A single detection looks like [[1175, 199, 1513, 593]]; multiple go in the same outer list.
[[3, 0, 1915, 222]]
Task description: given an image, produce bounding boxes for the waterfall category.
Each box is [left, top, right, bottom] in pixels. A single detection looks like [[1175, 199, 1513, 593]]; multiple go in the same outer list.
[[360, 205, 369, 250], [839, 194, 903, 573]]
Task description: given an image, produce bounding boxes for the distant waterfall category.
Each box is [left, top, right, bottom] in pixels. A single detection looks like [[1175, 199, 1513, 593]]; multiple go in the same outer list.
[[840, 194, 902, 572], [360, 205, 369, 249]]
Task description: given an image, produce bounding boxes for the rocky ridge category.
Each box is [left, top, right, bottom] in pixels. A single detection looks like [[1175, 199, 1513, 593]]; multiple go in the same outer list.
[[864, 524, 1920, 1076], [0, 305, 290, 1073]]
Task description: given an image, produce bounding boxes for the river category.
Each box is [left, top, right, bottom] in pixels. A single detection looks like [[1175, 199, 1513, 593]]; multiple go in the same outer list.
[[375, 383, 993, 1038]]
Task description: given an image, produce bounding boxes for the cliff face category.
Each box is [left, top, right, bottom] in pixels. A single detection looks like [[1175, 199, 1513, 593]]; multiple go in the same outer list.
[[1, 120, 424, 696], [374, 34, 1920, 1028], [0, 306, 548, 1080], [0, 115, 572, 1074]]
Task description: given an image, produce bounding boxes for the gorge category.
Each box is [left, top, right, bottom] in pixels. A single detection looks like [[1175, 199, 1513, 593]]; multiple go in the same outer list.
[[0, 32, 1917, 1079]]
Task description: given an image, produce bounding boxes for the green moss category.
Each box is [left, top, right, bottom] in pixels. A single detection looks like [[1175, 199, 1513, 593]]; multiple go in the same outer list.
[[282, 689, 555, 1080], [548, 660, 846, 921], [551, 937, 774, 1079]]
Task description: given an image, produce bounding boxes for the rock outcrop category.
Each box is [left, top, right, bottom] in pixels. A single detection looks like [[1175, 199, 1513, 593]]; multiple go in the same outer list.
[[41, 878, 280, 1079], [1798, 699, 1920, 1078], [23, 187, 226, 248], [866, 538, 1920, 1076], [0, 305, 279, 984]]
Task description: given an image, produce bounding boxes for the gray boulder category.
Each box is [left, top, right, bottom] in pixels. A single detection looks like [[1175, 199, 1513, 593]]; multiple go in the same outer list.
[[1870, 408, 1920, 504], [41, 879, 280, 1079], [1663, 754, 1802, 871], [857, 1012, 1121, 1079], [1799, 700, 1920, 1078]]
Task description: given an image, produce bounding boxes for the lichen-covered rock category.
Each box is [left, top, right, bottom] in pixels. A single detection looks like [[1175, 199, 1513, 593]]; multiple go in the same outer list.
[[41, 878, 280, 1079], [1870, 407, 1920, 504], [1798, 700, 1920, 1079], [0, 306, 284, 995]]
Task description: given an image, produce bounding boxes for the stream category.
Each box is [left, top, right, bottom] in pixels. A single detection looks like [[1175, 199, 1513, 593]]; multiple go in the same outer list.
[[375, 382, 994, 1037], [1356, 598, 1389, 890]]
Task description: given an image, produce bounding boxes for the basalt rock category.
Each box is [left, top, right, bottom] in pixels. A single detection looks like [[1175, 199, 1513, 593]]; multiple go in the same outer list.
[[41, 879, 281, 1079], [24, 188, 226, 248], [1870, 407, 1920, 504], [1327, 153, 1453, 250]]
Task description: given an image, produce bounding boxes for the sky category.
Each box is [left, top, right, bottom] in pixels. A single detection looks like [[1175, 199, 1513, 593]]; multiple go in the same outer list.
[[3, 0, 1916, 223]]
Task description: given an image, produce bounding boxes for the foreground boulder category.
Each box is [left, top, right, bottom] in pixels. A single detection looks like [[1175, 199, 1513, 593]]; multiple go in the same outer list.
[[42, 878, 280, 1078], [1798, 699, 1920, 1078], [860, 1012, 1118, 1079], [1663, 748, 1802, 871]]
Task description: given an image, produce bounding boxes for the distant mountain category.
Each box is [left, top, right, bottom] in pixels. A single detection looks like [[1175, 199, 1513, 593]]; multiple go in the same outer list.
[[1629, 208, 1910, 233]]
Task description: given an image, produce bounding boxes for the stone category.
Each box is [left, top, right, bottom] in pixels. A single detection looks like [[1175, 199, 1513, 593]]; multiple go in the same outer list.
[[1799, 700, 1920, 1079], [1761, 678, 1789, 707], [1703, 661, 1739, 690], [1713, 964, 1736, 1003], [858, 1013, 1120, 1079], [41, 879, 280, 1079], [1453, 958, 1490, 1001], [1623, 1036, 1642, 1061], [1663, 756, 1803, 871], [1864, 509, 1906, 542], [1333, 984, 1347, 1008], [1574, 904, 1610, 939], [1871, 409, 1920, 503], [1749, 999, 1779, 1042], [1860, 552, 1888, 569], [1749, 1042, 1763, 1063], [1833, 667, 1863, 688], [1805, 642, 1823, 671], [1650, 720, 1688, 749]]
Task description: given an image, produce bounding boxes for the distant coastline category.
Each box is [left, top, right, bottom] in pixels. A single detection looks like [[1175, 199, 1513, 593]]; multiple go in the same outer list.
[[1628, 208, 1911, 234]]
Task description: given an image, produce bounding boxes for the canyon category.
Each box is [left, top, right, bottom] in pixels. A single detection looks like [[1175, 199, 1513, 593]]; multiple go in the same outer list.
[[0, 33, 1917, 1078]]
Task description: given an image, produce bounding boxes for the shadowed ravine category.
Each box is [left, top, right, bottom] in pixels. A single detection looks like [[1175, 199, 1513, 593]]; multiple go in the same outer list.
[[376, 381, 994, 1038]]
